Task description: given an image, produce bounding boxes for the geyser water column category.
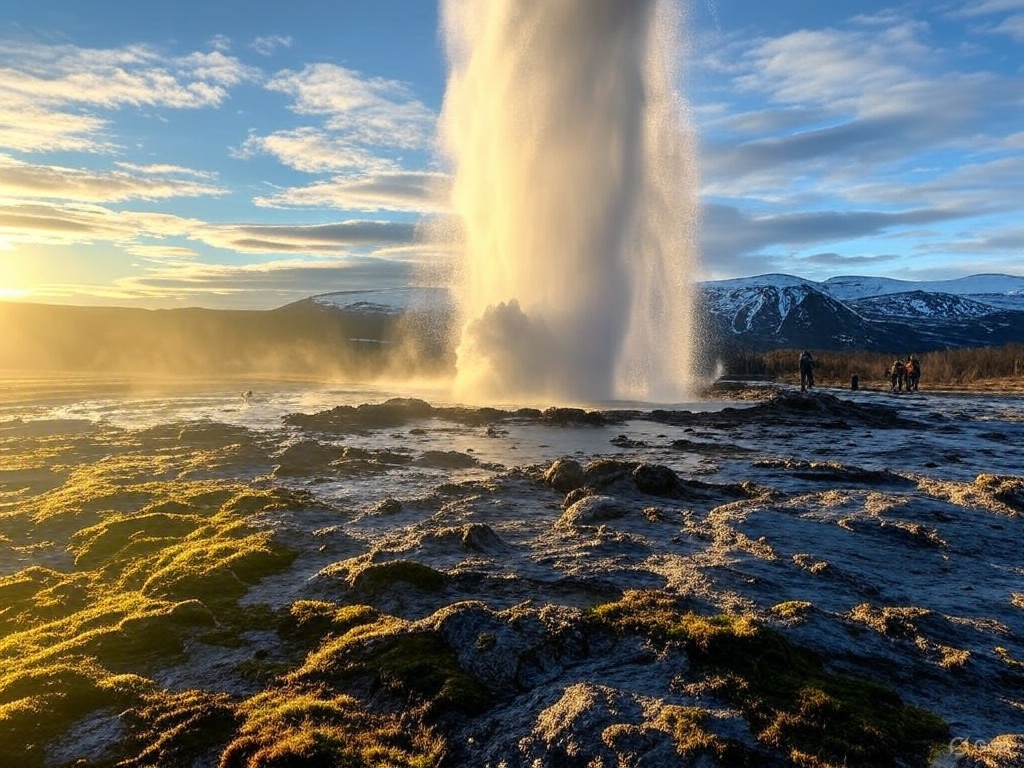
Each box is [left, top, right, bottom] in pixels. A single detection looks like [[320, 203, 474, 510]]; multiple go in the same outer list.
[[439, 0, 699, 404]]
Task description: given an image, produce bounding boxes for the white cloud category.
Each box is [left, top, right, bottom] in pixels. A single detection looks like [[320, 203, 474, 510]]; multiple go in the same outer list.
[[108, 256, 419, 308], [0, 195, 420, 261], [949, 0, 1024, 18], [243, 64, 438, 177], [946, 1, 1024, 40], [125, 244, 199, 261], [251, 35, 293, 56], [114, 162, 218, 179], [0, 38, 260, 153], [254, 171, 450, 213], [209, 35, 232, 53], [697, 9, 1024, 233], [267, 63, 435, 150], [0, 41, 257, 109], [0, 200, 202, 247], [0, 101, 112, 153], [237, 128, 396, 174], [195, 220, 418, 254], [733, 24, 931, 114], [0, 154, 227, 203], [992, 13, 1024, 39]]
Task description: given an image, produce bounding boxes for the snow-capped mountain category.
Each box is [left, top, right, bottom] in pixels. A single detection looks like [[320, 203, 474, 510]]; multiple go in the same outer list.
[[306, 273, 1024, 353], [847, 290, 994, 320], [823, 273, 1024, 311], [313, 287, 450, 316], [701, 273, 1024, 351]]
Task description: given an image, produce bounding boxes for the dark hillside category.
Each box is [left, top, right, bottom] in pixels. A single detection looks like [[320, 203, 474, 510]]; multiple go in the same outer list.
[[0, 300, 449, 377]]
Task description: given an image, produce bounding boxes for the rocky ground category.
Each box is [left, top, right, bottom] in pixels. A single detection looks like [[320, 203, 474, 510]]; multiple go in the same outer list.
[[0, 381, 1021, 767]]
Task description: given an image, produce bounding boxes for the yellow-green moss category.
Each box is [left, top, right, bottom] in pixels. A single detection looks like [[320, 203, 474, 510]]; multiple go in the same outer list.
[[70, 512, 201, 569], [121, 689, 240, 768], [219, 688, 443, 768], [653, 705, 751, 765], [294, 617, 490, 716], [0, 659, 151, 767], [771, 601, 815, 622], [593, 590, 948, 768], [280, 601, 380, 648], [349, 559, 448, 594]]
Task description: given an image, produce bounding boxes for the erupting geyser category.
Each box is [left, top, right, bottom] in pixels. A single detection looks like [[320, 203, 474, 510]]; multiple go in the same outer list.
[[439, 0, 699, 404]]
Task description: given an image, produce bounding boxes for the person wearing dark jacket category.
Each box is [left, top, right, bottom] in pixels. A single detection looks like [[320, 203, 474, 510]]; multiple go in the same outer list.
[[799, 351, 815, 392], [890, 359, 905, 392]]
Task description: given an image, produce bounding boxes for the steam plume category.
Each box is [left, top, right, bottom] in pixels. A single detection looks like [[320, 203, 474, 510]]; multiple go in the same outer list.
[[439, 0, 699, 404]]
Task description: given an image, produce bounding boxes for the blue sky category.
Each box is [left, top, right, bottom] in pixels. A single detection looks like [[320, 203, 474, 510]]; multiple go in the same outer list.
[[0, 0, 1021, 308]]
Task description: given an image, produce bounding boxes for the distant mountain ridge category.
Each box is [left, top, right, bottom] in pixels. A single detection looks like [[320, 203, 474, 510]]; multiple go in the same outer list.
[[3, 273, 1021, 377], [310, 272, 1024, 353], [699, 272, 1024, 351]]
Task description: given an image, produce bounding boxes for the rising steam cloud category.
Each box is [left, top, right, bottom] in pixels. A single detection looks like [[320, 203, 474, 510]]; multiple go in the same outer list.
[[438, 0, 700, 404]]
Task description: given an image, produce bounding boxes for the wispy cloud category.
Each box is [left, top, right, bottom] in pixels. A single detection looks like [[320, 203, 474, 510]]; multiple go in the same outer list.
[[267, 64, 435, 149], [693, 8, 1024, 278], [948, 0, 1024, 18], [0, 102, 112, 154], [124, 244, 200, 261], [702, 203, 963, 256], [251, 35, 293, 56], [0, 39, 260, 154], [115, 256, 417, 307], [114, 162, 219, 179], [0, 200, 200, 247], [0, 41, 258, 110], [195, 220, 418, 254], [991, 13, 1024, 39], [0, 198, 429, 306], [239, 63, 437, 179], [236, 128, 397, 174], [0, 154, 227, 202], [0, 196, 420, 257], [254, 171, 450, 213]]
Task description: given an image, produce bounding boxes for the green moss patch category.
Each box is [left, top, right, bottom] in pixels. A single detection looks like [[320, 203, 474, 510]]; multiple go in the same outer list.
[[0, 567, 95, 634], [280, 601, 380, 648], [0, 659, 151, 767], [220, 688, 443, 768], [652, 705, 753, 765], [347, 559, 449, 595], [70, 512, 202, 569], [294, 616, 490, 716], [771, 600, 815, 623], [137, 524, 295, 608], [593, 590, 948, 767], [121, 689, 241, 768]]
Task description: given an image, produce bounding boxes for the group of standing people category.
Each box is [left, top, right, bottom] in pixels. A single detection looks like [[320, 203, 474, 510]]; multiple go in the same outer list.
[[889, 356, 921, 392], [796, 351, 922, 393]]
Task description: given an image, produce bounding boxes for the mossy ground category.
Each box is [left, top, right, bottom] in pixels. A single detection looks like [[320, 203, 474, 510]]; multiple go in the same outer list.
[[0, 435, 303, 766], [0, 424, 956, 768], [593, 590, 949, 767], [0, 430, 474, 767]]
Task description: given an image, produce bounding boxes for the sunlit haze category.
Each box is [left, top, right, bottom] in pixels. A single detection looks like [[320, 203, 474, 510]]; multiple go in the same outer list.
[[0, 0, 1022, 309]]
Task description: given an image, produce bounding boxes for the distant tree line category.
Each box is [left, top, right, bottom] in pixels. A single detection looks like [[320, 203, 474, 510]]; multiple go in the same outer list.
[[719, 343, 1024, 387]]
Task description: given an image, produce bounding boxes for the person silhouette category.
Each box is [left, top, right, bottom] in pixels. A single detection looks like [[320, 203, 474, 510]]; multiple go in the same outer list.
[[799, 351, 815, 392]]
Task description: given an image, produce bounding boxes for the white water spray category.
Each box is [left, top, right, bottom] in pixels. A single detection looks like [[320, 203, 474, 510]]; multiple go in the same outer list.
[[439, 0, 699, 404]]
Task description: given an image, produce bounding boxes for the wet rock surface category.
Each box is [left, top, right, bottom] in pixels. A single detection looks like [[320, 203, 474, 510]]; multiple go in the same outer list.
[[1, 382, 1022, 767]]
